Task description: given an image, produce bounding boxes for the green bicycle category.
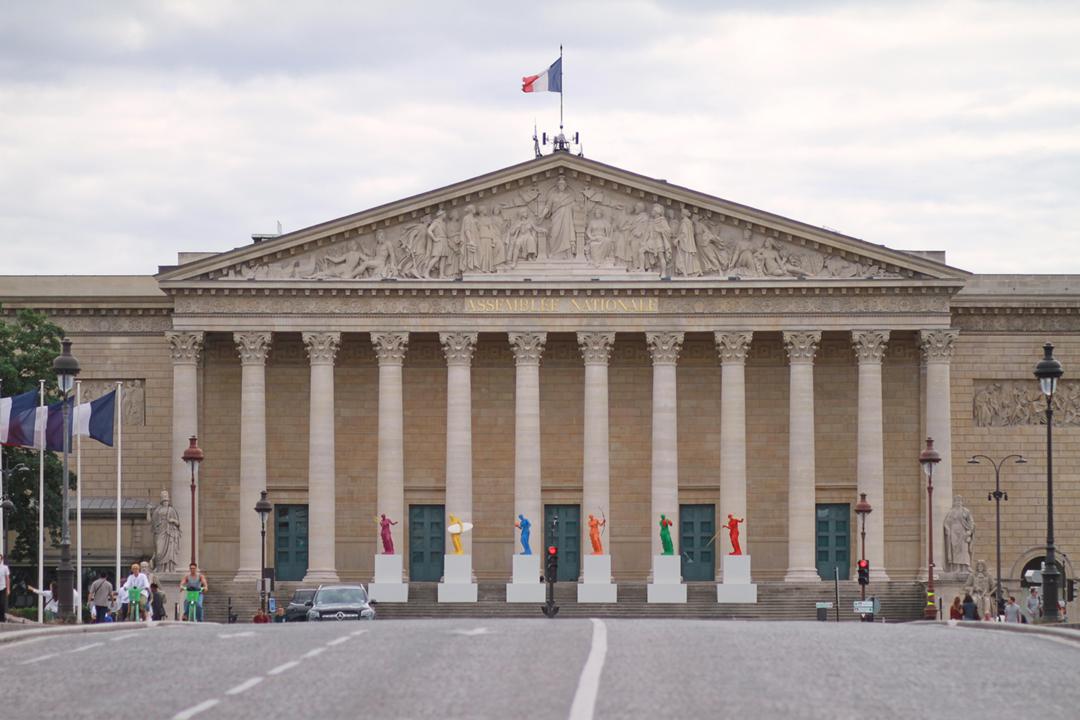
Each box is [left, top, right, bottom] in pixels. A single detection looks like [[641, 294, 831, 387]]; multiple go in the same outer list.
[[183, 588, 202, 622], [127, 587, 144, 622]]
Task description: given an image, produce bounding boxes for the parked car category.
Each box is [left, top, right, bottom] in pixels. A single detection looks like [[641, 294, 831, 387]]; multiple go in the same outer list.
[[306, 584, 376, 621], [284, 588, 317, 622]]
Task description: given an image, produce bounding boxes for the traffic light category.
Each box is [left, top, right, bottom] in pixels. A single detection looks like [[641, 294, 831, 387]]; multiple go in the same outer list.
[[857, 559, 870, 586], [545, 545, 558, 583]]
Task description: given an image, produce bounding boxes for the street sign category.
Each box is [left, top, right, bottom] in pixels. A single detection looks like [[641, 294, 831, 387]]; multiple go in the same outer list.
[[853, 600, 875, 614], [816, 602, 834, 609]]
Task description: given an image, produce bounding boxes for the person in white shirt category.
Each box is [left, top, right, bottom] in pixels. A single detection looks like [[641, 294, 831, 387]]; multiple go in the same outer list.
[[28, 581, 77, 621], [0, 553, 10, 622], [118, 563, 150, 621]]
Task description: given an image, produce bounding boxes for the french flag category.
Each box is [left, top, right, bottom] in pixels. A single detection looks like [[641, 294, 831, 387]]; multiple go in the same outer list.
[[522, 57, 562, 93], [0, 390, 39, 445], [4, 389, 116, 450]]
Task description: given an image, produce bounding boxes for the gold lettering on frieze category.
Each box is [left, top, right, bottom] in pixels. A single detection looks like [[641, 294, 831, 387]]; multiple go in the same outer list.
[[463, 297, 659, 314]]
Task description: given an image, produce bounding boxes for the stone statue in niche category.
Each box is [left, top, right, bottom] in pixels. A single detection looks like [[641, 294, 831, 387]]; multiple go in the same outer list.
[[943, 495, 975, 575], [150, 490, 182, 574]]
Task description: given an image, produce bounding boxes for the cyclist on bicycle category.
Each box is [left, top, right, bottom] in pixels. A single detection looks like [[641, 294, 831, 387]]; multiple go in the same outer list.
[[179, 562, 209, 621]]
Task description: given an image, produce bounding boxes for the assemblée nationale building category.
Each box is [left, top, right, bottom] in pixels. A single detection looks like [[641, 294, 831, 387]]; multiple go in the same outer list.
[[3, 151, 1077, 613]]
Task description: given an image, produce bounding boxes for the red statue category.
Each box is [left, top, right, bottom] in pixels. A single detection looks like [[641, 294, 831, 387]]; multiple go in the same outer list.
[[724, 514, 744, 556]]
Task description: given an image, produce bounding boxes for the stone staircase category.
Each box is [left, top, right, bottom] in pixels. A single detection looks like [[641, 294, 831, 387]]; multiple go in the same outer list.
[[199, 577, 926, 623]]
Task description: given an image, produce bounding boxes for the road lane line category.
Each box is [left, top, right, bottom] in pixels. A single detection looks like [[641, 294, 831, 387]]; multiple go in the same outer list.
[[225, 677, 264, 695], [109, 631, 141, 642], [218, 631, 255, 638], [349, 629, 367, 636], [19, 652, 58, 665], [67, 642, 105, 654], [173, 699, 220, 719], [303, 647, 326, 658], [326, 637, 349, 646], [568, 619, 608, 720], [268, 660, 300, 675]]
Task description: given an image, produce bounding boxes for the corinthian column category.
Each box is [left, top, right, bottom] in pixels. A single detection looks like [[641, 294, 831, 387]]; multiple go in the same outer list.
[[578, 331, 615, 554], [167, 331, 203, 567], [234, 331, 272, 582], [441, 332, 478, 557], [716, 331, 752, 569], [509, 332, 546, 546], [783, 330, 821, 582], [853, 330, 889, 581], [647, 332, 684, 557], [372, 332, 409, 563], [921, 329, 958, 577], [303, 331, 341, 583]]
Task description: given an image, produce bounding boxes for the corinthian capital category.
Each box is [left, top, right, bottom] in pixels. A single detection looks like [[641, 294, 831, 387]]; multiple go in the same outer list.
[[440, 332, 478, 366], [302, 331, 341, 365], [920, 329, 958, 362], [783, 331, 821, 364], [646, 332, 684, 365], [715, 331, 753, 364], [508, 332, 547, 366], [577, 331, 615, 365], [166, 331, 204, 365], [852, 330, 890, 364], [234, 331, 272, 366], [371, 332, 409, 365]]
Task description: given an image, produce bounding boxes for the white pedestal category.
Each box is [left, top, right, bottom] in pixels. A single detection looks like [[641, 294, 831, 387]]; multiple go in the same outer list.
[[716, 555, 757, 603], [438, 554, 478, 603], [506, 554, 545, 603], [647, 555, 686, 604], [578, 555, 618, 603], [369, 554, 408, 603]]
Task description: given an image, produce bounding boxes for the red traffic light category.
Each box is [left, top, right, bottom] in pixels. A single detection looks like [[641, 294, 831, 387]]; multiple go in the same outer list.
[[857, 559, 869, 569], [547, 546, 557, 555]]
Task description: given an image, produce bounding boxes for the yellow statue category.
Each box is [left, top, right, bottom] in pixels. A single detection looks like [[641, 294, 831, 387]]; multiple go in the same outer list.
[[448, 513, 464, 555]]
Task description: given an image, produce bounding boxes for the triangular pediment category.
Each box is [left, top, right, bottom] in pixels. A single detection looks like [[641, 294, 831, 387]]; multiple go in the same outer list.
[[157, 154, 968, 286]]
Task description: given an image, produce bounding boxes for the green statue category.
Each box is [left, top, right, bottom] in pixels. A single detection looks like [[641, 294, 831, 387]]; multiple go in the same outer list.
[[659, 514, 675, 556]]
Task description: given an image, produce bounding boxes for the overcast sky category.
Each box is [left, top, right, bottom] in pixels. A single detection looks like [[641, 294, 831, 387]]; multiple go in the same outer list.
[[2, 1, 1078, 276]]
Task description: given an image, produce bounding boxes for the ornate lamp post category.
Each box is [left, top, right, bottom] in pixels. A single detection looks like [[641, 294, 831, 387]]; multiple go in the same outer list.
[[254, 490, 272, 615], [52, 338, 80, 622], [1034, 342, 1064, 622], [967, 453, 1026, 618], [919, 437, 941, 620], [182, 436, 204, 566], [854, 493, 872, 601]]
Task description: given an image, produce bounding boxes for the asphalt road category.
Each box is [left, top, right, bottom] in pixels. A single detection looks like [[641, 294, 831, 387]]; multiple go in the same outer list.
[[1, 619, 1078, 719]]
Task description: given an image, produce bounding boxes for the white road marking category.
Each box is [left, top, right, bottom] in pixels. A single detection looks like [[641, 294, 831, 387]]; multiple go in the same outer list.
[[173, 699, 220, 720], [268, 660, 300, 675], [67, 642, 104, 654], [303, 647, 326, 658], [109, 631, 141, 642], [218, 631, 255, 638], [225, 677, 264, 695], [568, 619, 608, 720], [326, 636, 350, 646], [451, 627, 490, 636], [349, 629, 367, 636], [19, 652, 58, 665]]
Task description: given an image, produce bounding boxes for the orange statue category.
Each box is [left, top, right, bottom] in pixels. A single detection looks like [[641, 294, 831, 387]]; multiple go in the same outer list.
[[588, 514, 606, 555], [724, 514, 744, 555]]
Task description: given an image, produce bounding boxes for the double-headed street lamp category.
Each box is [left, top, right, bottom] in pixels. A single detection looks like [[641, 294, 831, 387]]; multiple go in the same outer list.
[[182, 436, 204, 566], [967, 453, 1026, 618], [1034, 342, 1064, 623], [254, 490, 272, 615], [52, 338, 80, 622], [919, 437, 941, 620]]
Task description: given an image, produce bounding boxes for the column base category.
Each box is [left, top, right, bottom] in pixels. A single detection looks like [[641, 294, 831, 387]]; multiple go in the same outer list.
[[578, 555, 618, 604], [784, 567, 821, 582], [439, 554, 477, 603], [232, 568, 261, 584], [647, 555, 686, 604], [506, 555, 545, 603], [369, 554, 408, 603], [717, 555, 757, 604], [870, 568, 891, 583], [303, 568, 340, 584]]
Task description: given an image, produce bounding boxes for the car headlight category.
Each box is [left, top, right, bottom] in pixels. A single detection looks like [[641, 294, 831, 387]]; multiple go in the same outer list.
[[362, 608, 375, 620]]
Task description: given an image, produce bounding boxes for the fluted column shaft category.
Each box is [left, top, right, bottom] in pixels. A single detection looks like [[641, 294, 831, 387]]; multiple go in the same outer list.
[[922, 329, 958, 577], [167, 331, 203, 566], [716, 332, 752, 571], [647, 332, 684, 557], [579, 332, 615, 555], [303, 332, 341, 582], [509, 333, 546, 547], [373, 332, 409, 565], [441, 332, 478, 557], [234, 331, 272, 581], [784, 331, 821, 582], [853, 330, 890, 581]]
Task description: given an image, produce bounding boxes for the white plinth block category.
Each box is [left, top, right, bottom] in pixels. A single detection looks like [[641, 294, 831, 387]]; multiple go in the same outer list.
[[578, 554, 618, 603], [506, 554, 545, 603], [438, 554, 477, 603], [647, 555, 686, 604], [369, 554, 408, 603], [716, 554, 758, 604]]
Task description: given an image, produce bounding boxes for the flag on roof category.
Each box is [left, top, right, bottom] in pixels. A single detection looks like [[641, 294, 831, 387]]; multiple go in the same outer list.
[[522, 57, 562, 93]]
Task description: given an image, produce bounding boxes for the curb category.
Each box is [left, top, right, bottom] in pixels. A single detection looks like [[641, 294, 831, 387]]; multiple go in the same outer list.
[[917, 619, 1080, 644], [0, 621, 155, 646]]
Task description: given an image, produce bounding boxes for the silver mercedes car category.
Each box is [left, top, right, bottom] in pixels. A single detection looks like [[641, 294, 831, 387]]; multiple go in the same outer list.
[[305, 584, 376, 621]]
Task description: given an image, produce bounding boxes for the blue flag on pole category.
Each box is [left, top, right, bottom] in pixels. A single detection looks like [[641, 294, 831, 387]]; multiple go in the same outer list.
[[1, 389, 39, 445]]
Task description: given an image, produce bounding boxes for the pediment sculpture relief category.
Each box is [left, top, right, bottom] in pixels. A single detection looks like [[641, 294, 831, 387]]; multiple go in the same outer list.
[[216, 177, 904, 282]]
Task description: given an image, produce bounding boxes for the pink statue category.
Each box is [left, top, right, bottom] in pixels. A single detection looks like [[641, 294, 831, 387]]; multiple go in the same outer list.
[[379, 514, 398, 555], [724, 514, 744, 556]]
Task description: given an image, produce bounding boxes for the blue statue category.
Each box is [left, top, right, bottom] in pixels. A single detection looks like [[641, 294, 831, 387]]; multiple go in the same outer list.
[[515, 514, 532, 555]]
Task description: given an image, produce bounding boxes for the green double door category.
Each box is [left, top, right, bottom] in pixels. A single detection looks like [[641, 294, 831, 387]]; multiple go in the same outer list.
[[274, 504, 308, 582], [680, 504, 716, 581], [544, 504, 581, 582], [816, 503, 850, 580], [409, 504, 445, 581]]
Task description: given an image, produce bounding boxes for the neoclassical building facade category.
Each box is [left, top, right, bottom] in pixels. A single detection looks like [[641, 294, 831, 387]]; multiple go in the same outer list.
[[3, 153, 1077, 600]]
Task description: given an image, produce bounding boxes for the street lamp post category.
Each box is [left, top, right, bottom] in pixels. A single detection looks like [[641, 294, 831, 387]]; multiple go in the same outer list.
[[1034, 342, 1064, 623], [854, 493, 872, 601], [182, 436, 204, 567], [52, 338, 81, 622], [919, 437, 941, 620], [254, 490, 272, 615], [967, 453, 1026, 618]]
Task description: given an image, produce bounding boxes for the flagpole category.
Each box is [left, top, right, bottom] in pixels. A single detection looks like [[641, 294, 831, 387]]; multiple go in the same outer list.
[[559, 44, 564, 132], [75, 381, 82, 624], [0, 378, 5, 559], [37, 379, 44, 624], [115, 382, 122, 594]]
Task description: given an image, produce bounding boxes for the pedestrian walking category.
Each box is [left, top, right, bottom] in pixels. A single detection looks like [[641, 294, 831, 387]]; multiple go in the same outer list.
[[148, 582, 166, 621], [949, 596, 963, 620], [1026, 587, 1042, 622], [961, 593, 979, 621], [0, 553, 10, 622], [1003, 596, 1023, 623], [87, 571, 113, 624]]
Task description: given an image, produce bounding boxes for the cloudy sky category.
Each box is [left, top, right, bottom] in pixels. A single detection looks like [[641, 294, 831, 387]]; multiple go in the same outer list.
[[2, 0, 1078, 275]]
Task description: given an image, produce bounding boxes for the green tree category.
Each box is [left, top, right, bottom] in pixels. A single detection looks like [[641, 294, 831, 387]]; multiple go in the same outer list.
[[0, 306, 72, 563]]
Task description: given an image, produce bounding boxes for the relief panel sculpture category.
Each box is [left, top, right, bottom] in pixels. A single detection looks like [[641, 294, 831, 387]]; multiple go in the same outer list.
[[972, 380, 1080, 427]]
